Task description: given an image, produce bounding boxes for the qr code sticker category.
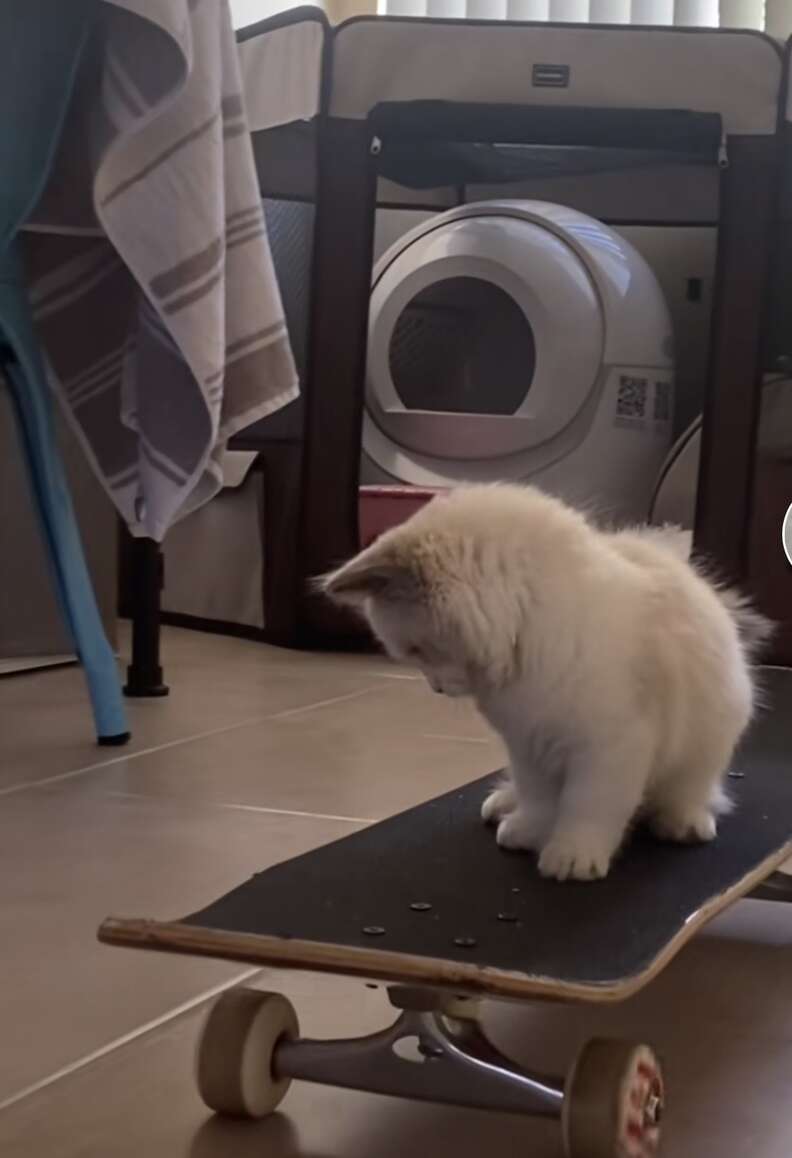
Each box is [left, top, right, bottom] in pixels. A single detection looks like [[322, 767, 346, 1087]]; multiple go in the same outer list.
[[654, 380, 672, 423], [616, 376, 648, 421]]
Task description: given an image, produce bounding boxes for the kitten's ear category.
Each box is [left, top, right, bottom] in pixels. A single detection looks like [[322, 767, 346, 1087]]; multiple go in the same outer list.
[[319, 556, 413, 606]]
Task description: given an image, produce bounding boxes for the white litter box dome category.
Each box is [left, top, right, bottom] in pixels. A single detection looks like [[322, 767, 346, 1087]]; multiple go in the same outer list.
[[363, 200, 675, 522]]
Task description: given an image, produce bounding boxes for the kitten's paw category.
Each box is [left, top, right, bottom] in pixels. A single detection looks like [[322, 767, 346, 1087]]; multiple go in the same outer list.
[[481, 784, 517, 825], [495, 809, 547, 852], [538, 830, 614, 881], [650, 808, 717, 844]]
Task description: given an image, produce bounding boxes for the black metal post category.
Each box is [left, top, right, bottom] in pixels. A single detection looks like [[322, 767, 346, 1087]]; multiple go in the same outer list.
[[694, 134, 780, 581], [124, 537, 169, 697]]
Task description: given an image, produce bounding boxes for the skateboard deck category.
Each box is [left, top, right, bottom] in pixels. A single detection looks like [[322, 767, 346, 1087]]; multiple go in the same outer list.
[[100, 667, 792, 1004]]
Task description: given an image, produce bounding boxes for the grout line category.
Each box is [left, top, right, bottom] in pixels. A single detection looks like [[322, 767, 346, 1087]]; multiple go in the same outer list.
[[104, 790, 375, 826], [0, 686, 382, 799], [0, 967, 261, 1114], [215, 801, 374, 824], [422, 732, 494, 746], [0, 721, 273, 798], [266, 686, 382, 720]]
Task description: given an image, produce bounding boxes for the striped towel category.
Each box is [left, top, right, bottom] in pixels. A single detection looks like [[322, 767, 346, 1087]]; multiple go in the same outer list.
[[21, 0, 298, 540]]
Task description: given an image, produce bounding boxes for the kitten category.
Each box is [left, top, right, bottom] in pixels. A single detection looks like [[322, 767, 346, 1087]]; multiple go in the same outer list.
[[321, 484, 771, 881]]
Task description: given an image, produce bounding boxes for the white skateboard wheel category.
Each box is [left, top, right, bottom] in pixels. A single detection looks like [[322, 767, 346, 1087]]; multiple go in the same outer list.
[[562, 1038, 664, 1158], [196, 987, 299, 1118]]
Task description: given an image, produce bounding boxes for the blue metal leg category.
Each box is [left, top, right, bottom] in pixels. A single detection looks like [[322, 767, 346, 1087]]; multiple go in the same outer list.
[[0, 3, 128, 742], [1, 252, 129, 744], [3, 356, 130, 744]]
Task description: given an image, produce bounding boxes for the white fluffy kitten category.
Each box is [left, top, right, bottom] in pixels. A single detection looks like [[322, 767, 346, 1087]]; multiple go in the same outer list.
[[322, 484, 771, 882]]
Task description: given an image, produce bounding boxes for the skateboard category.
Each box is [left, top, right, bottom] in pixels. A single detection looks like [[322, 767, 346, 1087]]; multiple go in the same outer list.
[[100, 666, 792, 1157]]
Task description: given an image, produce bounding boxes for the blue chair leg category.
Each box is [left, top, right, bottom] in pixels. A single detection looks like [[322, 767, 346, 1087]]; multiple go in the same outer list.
[[2, 347, 130, 746]]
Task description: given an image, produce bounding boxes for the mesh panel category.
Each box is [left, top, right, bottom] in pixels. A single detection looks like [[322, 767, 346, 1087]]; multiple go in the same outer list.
[[263, 198, 315, 380]]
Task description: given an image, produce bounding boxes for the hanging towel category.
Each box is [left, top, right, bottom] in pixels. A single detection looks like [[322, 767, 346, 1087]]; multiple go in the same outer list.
[[21, 0, 298, 541]]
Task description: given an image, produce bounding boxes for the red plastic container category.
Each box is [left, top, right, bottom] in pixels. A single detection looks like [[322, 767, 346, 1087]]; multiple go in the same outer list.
[[358, 485, 444, 549]]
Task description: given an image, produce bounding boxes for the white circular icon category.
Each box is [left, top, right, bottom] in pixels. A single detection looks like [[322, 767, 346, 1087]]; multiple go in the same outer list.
[[784, 502, 792, 568]]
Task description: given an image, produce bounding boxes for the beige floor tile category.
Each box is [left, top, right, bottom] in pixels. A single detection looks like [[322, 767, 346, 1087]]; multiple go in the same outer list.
[[3, 902, 792, 1157], [63, 682, 503, 821], [0, 785, 362, 1103], [0, 971, 549, 1158], [5, 625, 790, 1157], [148, 625, 405, 688], [0, 630, 387, 791]]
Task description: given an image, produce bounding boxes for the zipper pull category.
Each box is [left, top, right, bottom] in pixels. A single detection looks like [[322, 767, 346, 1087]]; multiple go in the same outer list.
[[717, 132, 729, 170]]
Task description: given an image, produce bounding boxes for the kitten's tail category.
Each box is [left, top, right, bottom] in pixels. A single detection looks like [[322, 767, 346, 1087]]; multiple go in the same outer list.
[[646, 523, 774, 660], [714, 585, 775, 661], [638, 524, 692, 560]]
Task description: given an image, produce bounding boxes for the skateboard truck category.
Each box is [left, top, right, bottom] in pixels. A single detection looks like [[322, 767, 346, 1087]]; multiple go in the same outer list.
[[277, 985, 565, 1119], [195, 984, 665, 1158]]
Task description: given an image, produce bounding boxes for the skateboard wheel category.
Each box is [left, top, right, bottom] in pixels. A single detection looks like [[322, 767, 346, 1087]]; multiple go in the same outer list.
[[562, 1038, 664, 1158], [196, 988, 299, 1118]]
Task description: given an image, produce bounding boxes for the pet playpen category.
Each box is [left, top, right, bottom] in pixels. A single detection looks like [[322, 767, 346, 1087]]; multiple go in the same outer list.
[[124, 12, 791, 687]]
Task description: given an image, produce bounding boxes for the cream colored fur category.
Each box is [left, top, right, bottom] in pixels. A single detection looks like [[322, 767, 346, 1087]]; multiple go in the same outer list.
[[322, 484, 771, 881]]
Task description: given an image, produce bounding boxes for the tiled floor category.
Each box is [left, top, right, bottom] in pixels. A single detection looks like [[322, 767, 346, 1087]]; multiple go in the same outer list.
[[1, 627, 792, 1156]]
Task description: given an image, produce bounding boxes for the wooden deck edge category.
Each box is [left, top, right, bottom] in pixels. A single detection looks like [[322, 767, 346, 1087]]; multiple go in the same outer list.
[[98, 917, 599, 1002], [98, 841, 792, 1006]]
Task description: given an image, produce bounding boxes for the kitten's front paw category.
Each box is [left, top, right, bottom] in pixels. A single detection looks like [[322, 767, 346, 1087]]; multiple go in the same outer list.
[[538, 830, 614, 881], [495, 809, 547, 852], [650, 808, 717, 844], [481, 784, 517, 825]]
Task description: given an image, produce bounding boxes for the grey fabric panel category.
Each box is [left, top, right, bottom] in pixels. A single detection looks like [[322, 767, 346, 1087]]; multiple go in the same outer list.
[[331, 20, 780, 135], [161, 470, 265, 629], [238, 19, 324, 133], [0, 382, 117, 662]]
